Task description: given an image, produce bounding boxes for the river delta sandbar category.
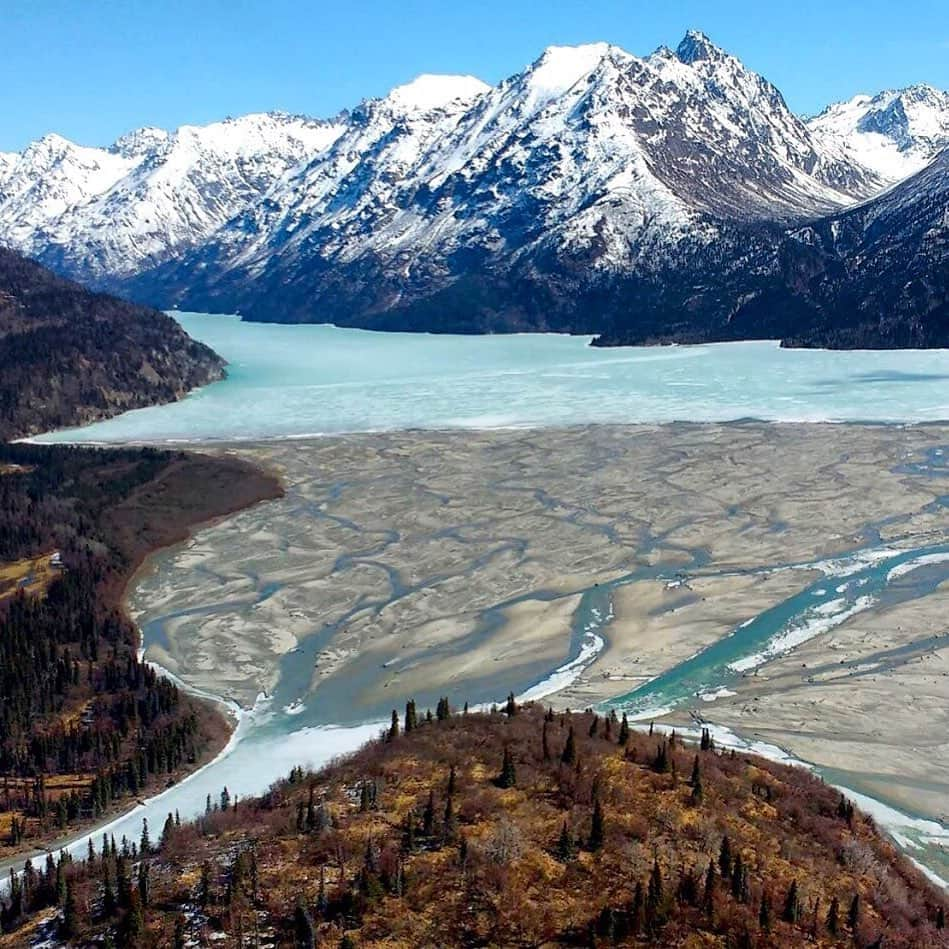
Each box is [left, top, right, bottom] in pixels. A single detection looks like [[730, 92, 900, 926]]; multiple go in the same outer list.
[[130, 423, 949, 823]]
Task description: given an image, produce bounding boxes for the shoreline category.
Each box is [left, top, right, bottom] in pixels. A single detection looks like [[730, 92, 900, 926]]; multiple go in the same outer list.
[[19, 421, 949, 888], [28, 415, 949, 449], [0, 446, 283, 875]]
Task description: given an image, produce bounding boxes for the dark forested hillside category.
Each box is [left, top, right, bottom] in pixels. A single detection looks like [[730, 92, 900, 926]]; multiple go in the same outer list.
[[4, 701, 945, 947], [0, 442, 281, 863], [0, 246, 225, 441]]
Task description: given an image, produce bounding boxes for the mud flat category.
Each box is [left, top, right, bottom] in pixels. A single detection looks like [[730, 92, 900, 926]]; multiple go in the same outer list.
[[130, 423, 949, 725]]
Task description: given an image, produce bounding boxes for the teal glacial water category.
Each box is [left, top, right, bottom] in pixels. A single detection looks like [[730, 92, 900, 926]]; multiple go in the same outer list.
[[35, 313, 949, 443]]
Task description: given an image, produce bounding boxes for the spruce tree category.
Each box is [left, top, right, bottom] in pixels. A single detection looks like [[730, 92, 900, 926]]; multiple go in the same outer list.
[[388, 709, 399, 741], [782, 879, 800, 924], [618, 712, 630, 745], [848, 893, 860, 931], [505, 692, 517, 716], [826, 895, 840, 935], [703, 861, 716, 918], [138, 861, 150, 907], [936, 905, 945, 929], [718, 835, 732, 879], [497, 746, 517, 789], [758, 891, 771, 932], [423, 790, 436, 836], [59, 881, 78, 939], [561, 726, 576, 765], [556, 821, 574, 861], [161, 812, 175, 848]]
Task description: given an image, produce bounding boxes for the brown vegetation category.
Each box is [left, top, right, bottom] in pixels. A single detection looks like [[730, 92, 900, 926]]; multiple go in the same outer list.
[[16, 702, 946, 947]]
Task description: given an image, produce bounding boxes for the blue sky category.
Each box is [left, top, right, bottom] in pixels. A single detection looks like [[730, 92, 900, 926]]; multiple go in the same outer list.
[[3, 0, 947, 151]]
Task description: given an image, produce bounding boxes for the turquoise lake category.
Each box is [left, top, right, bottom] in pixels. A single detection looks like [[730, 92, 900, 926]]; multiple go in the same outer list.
[[37, 313, 949, 443]]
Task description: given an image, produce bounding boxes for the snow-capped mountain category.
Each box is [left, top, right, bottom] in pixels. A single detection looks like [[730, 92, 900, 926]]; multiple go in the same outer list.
[[808, 85, 949, 182], [0, 31, 945, 347], [118, 31, 888, 327], [0, 112, 344, 282]]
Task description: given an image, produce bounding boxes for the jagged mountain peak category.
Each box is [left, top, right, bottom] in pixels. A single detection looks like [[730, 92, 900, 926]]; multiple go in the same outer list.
[[674, 29, 728, 65]]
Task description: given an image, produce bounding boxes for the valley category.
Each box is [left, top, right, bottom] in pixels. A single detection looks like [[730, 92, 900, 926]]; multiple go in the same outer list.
[[111, 422, 949, 882]]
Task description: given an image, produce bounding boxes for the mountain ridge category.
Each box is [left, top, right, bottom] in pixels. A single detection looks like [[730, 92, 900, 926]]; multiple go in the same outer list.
[[1, 31, 947, 348]]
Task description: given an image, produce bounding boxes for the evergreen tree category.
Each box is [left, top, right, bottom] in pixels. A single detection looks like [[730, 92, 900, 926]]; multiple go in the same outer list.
[[139, 817, 151, 855], [161, 812, 175, 848], [103, 865, 117, 918], [422, 790, 436, 836], [826, 895, 840, 935], [505, 692, 517, 716], [388, 709, 399, 741], [936, 905, 945, 930], [404, 699, 417, 733], [848, 893, 860, 931], [556, 821, 574, 861], [646, 858, 664, 931], [561, 726, 576, 765], [631, 879, 645, 933], [123, 891, 146, 945], [718, 835, 732, 879], [199, 861, 212, 907], [758, 891, 771, 932], [59, 881, 78, 939], [703, 861, 716, 918], [652, 741, 669, 773], [782, 879, 800, 924], [588, 714, 599, 738], [618, 712, 630, 745], [173, 915, 187, 949], [294, 898, 316, 948], [137, 861, 150, 907], [730, 852, 744, 901], [497, 746, 517, 789]]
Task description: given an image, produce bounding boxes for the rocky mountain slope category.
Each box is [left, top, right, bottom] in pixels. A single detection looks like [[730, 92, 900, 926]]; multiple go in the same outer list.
[[0, 112, 344, 284], [593, 148, 949, 348], [808, 84, 949, 182], [0, 246, 224, 440], [1, 32, 947, 348], [121, 31, 890, 328]]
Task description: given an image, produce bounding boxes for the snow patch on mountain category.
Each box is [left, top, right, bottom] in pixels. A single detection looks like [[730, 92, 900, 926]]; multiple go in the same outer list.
[[385, 74, 490, 112], [808, 85, 949, 181]]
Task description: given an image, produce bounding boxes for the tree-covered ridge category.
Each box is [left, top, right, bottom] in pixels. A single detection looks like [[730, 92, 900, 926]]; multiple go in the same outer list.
[[0, 245, 224, 441], [0, 442, 281, 859], [10, 701, 945, 947]]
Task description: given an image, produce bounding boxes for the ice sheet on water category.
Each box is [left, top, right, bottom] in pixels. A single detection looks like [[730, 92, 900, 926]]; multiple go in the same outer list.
[[33, 317, 949, 444]]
